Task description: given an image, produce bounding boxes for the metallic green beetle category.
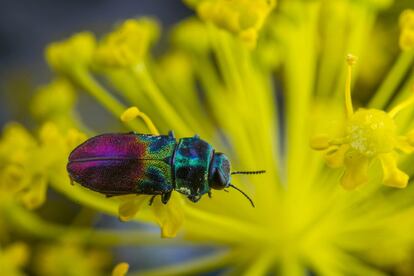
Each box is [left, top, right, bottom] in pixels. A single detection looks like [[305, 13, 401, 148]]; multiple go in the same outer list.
[[67, 131, 264, 206]]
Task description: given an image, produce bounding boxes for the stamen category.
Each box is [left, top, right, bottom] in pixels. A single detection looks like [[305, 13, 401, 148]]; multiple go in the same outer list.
[[120, 106, 160, 135], [345, 54, 357, 118], [388, 85, 414, 118]]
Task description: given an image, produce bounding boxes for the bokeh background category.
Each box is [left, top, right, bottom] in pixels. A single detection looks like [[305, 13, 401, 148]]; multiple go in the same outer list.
[[0, 0, 191, 128], [1, 0, 414, 275]]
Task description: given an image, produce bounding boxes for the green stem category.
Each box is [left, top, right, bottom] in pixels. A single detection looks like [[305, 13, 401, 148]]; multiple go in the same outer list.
[[130, 250, 236, 276], [3, 203, 184, 246], [70, 67, 146, 132], [130, 64, 191, 136], [48, 171, 155, 225], [369, 50, 414, 109]]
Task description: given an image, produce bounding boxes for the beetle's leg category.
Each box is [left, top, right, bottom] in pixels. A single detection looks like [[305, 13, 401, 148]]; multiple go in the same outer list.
[[223, 189, 229, 192], [208, 191, 212, 198], [148, 195, 157, 206], [168, 130, 175, 139], [161, 191, 172, 204], [69, 178, 74, 186]]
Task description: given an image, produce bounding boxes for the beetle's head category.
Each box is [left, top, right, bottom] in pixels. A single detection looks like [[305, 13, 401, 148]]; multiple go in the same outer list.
[[208, 152, 231, 190], [209, 153, 266, 207]]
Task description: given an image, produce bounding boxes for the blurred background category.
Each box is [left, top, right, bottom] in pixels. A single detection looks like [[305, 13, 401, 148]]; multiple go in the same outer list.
[[0, 0, 191, 128], [1, 1, 414, 275]]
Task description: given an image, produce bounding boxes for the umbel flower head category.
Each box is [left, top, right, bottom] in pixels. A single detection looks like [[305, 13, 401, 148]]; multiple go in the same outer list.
[[311, 54, 414, 190], [3, 1, 414, 275]]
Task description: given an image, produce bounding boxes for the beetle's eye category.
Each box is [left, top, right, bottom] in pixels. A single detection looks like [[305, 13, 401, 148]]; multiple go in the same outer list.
[[209, 168, 228, 190], [209, 153, 231, 190]]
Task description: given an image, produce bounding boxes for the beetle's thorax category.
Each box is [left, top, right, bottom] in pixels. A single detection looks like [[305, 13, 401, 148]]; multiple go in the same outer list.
[[172, 136, 214, 201]]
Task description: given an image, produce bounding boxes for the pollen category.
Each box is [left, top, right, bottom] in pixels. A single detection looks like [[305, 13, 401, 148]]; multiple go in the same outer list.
[[347, 109, 396, 157], [311, 55, 414, 189]]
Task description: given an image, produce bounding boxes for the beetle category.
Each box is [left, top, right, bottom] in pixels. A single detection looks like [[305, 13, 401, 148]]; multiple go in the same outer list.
[[67, 131, 265, 206]]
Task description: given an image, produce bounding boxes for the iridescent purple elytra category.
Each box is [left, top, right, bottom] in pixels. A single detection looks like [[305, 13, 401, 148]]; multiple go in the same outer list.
[[67, 131, 261, 206]]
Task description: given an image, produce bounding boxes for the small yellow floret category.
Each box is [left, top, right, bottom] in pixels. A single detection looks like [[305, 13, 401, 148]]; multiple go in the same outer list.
[[171, 18, 210, 54], [311, 55, 414, 190], [399, 9, 414, 51], [45, 32, 96, 73], [94, 18, 159, 67], [193, 0, 276, 48], [31, 78, 76, 120], [112, 262, 129, 276]]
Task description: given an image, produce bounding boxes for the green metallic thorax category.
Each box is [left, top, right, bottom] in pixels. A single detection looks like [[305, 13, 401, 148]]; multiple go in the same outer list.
[[173, 136, 214, 202]]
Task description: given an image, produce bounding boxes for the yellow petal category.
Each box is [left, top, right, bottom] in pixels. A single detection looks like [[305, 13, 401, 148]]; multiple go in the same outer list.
[[20, 175, 48, 209], [395, 136, 414, 154], [310, 134, 331, 150], [112, 262, 129, 276], [406, 129, 414, 146], [118, 197, 147, 222], [341, 150, 370, 190], [324, 145, 349, 168], [153, 193, 184, 238], [379, 153, 409, 188]]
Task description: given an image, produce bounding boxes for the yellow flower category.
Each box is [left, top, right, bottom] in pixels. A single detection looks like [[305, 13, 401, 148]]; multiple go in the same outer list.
[[0, 242, 29, 276], [30, 78, 77, 128], [45, 32, 96, 74], [399, 9, 414, 51], [186, 0, 276, 48], [112, 262, 129, 276], [311, 55, 414, 189], [170, 18, 210, 54], [0, 122, 86, 209], [94, 18, 159, 67]]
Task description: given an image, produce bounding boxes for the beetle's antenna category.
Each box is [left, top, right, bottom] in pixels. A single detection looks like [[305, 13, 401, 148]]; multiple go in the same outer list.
[[229, 184, 255, 207], [231, 170, 266, 175]]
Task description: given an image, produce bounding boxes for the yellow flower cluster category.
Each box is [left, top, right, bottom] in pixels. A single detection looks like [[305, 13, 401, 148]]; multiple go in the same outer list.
[[0, 242, 29, 276], [400, 9, 414, 51], [94, 18, 159, 67], [186, 0, 276, 48], [0, 122, 85, 209], [46, 32, 96, 74]]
